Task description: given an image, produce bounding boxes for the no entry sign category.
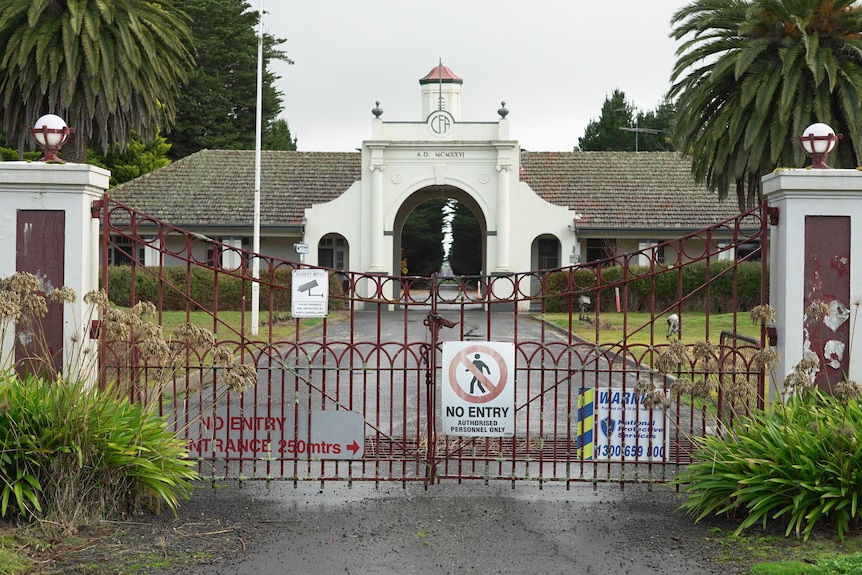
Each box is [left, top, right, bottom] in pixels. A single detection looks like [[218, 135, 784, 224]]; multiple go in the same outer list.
[[442, 341, 515, 437]]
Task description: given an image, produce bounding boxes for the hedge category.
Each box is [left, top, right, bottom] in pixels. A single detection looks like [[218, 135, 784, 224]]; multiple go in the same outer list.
[[105, 262, 763, 315], [544, 260, 765, 313], [105, 266, 344, 312]]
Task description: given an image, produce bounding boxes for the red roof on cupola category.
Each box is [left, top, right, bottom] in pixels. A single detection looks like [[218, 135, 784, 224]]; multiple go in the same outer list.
[[419, 63, 463, 84]]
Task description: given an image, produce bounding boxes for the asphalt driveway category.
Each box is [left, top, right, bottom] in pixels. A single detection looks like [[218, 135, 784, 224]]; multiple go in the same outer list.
[[172, 480, 737, 575]]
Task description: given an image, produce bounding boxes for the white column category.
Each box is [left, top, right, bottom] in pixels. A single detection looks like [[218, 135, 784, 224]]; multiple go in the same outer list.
[[0, 163, 108, 385], [495, 163, 511, 272], [368, 161, 386, 272], [762, 169, 862, 398]]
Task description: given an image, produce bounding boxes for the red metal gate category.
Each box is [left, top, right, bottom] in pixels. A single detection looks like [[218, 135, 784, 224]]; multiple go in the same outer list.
[[97, 196, 770, 486]]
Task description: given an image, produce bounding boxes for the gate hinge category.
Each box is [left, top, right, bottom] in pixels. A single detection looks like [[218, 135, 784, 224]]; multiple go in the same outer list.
[[766, 206, 779, 226], [91, 199, 104, 218], [766, 325, 778, 346], [89, 319, 103, 339]]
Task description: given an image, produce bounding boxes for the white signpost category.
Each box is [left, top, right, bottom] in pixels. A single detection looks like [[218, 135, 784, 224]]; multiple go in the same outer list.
[[442, 341, 515, 437], [593, 387, 668, 461], [291, 268, 329, 318]]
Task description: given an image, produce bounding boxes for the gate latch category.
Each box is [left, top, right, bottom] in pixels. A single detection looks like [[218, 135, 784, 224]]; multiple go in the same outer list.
[[424, 312, 457, 333]]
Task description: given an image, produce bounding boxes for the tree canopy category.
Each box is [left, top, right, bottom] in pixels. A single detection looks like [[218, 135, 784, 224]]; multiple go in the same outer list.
[[167, 0, 293, 159], [0, 0, 194, 155], [87, 131, 172, 187], [578, 89, 675, 152], [670, 0, 862, 211], [448, 202, 483, 277], [402, 200, 446, 277]]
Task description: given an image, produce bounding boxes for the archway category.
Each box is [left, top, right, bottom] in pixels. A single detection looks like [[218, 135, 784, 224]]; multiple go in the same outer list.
[[392, 185, 488, 299], [530, 234, 562, 272], [317, 232, 350, 291], [529, 234, 562, 309]]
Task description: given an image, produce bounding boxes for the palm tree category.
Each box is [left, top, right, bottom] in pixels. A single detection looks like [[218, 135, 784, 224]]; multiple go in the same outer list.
[[669, 0, 862, 211], [0, 0, 194, 159]]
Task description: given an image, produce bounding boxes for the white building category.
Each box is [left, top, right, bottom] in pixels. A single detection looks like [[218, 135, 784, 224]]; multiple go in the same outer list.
[[111, 64, 746, 305]]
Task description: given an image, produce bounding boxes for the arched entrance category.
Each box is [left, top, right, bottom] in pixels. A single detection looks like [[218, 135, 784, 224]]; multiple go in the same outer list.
[[392, 185, 488, 299], [317, 232, 349, 292], [530, 234, 562, 272], [527, 234, 563, 309]]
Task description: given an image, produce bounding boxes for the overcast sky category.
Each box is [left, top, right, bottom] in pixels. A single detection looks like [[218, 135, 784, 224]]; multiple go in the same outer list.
[[263, 0, 689, 152]]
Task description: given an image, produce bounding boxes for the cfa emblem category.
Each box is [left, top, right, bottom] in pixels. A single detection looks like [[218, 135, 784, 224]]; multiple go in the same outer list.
[[426, 110, 454, 137]]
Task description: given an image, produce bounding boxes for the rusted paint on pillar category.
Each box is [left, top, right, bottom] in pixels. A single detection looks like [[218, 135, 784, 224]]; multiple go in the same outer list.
[[15, 210, 65, 377], [803, 215, 850, 392]]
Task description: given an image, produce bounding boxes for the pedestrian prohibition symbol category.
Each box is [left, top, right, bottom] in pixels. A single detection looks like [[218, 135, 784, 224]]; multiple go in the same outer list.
[[441, 341, 515, 437]]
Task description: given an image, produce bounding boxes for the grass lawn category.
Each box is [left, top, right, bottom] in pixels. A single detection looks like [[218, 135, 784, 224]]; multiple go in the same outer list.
[[544, 311, 762, 347], [751, 554, 862, 574]]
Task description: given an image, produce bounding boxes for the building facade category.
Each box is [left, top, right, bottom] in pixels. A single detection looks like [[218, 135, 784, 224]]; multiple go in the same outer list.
[[111, 64, 745, 305]]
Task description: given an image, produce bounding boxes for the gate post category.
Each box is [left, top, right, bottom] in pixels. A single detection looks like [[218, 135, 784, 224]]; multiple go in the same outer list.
[[424, 308, 457, 484], [762, 169, 862, 399], [0, 162, 109, 384]]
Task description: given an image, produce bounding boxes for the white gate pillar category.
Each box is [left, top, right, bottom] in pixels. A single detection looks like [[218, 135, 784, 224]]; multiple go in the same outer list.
[[762, 169, 862, 398], [0, 162, 109, 384]]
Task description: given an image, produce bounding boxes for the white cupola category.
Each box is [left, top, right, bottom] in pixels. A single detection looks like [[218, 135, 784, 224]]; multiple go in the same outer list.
[[419, 62, 463, 121]]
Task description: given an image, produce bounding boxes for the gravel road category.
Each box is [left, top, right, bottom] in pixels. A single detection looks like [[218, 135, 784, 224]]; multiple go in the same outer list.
[[172, 480, 741, 575]]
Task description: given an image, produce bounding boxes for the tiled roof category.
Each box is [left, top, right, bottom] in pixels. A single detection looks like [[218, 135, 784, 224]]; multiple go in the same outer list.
[[110, 150, 361, 227], [419, 64, 463, 84], [520, 151, 740, 230], [111, 149, 738, 232]]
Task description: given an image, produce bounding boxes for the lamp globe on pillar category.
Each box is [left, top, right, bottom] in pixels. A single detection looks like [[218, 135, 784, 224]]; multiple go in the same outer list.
[[798, 122, 841, 169], [29, 114, 73, 162]]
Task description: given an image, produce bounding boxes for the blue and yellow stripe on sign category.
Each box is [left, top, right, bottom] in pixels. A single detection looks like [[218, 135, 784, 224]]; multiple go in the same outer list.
[[576, 388, 595, 460]]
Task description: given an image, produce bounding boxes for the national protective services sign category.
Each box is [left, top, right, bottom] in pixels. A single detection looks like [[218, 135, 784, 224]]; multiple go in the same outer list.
[[592, 387, 669, 461], [442, 341, 515, 437]]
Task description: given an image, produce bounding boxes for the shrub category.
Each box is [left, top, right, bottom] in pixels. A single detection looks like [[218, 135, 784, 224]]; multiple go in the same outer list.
[[673, 301, 862, 541], [543, 261, 764, 314], [0, 372, 197, 528], [0, 272, 256, 532], [105, 266, 344, 312], [674, 389, 862, 541], [544, 268, 597, 313]]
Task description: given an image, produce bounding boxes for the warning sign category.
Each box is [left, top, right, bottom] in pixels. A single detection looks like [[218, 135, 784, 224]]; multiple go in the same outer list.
[[593, 387, 668, 461], [291, 269, 328, 318], [575, 388, 596, 460], [442, 341, 515, 437]]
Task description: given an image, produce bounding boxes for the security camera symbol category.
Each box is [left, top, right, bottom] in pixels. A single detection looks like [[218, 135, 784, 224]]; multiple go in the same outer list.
[[297, 279, 323, 298]]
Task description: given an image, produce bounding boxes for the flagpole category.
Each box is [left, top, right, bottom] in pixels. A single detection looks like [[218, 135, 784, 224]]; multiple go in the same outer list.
[[251, 0, 264, 336]]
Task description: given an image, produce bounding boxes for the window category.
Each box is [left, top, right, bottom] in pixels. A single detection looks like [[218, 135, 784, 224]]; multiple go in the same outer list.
[[206, 242, 221, 267], [737, 241, 761, 261], [108, 237, 144, 265], [206, 237, 248, 269], [537, 238, 559, 270], [318, 235, 347, 269], [638, 239, 666, 266], [585, 239, 615, 264]]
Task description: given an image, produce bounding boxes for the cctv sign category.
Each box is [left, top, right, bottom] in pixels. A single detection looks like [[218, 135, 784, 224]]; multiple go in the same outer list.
[[291, 269, 329, 318]]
